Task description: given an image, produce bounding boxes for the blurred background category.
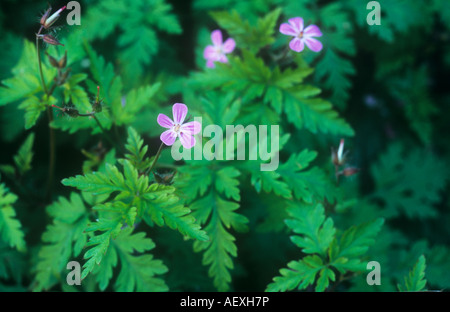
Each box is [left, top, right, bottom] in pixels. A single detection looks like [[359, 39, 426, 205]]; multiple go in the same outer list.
[[0, 0, 449, 291]]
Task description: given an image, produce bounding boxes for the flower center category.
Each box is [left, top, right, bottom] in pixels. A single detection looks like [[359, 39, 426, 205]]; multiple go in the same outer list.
[[215, 46, 223, 55], [174, 124, 181, 133], [297, 31, 304, 39]]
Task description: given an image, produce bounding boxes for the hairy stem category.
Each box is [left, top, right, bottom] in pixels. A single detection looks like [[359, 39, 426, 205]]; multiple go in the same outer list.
[[36, 27, 49, 95], [146, 142, 165, 176], [92, 115, 116, 148], [37, 27, 56, 201]]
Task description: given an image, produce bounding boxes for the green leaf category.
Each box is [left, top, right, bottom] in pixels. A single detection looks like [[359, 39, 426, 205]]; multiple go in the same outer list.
[[33, 193, 88, 291], [190, 190, 248, 291], [285, 203, 336, 256], [18, 96, 48, 129], [0, 40, 55, 106], [114, 84, 160, 126], [211, 8, 282, 53], [329, 218, 384, 272], [371, 144, 448, 219], [62, 163, 127, 195], [13, 132, 35, 176], [0, 183, 25, 252], [190, 50, 354, 136], [112, 228, 169, 291], [125, 127, 152, 173], [83, 0, 181, 82], [82, 215, 123, 280], [215, 167, 241, 201], [398, 255, 427, 292], [143, 184, 209, 242], [277, 149, 337, 203], [176, 164, 213, 203], [266, 255, 325, 292]]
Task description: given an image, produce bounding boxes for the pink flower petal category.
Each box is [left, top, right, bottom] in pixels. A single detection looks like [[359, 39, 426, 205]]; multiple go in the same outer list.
[[180, 121, 201, 135], [172, 103, 188, 124], [289, 38, 304, 52], [206, 59, 215, 68], [157, 113, 174, 128], [222, 38, 236, 53], [160, 129, 177, 146], [218, 54, 228, 63], [303, 37, 323, 52], [203, 45, 217, 60], [288, 17, 304, 33], [279, 23, 298, 36], [211, 29, 223, 46], [179, 132, 196, 149], [303, 24, 322, 37]]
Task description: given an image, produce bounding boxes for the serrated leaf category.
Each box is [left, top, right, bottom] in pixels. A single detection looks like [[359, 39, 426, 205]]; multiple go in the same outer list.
[[398, 255, 427, 292], [285, 203, 336, 256], [0, 183, 25, 252], [33, 193, 88, 291]]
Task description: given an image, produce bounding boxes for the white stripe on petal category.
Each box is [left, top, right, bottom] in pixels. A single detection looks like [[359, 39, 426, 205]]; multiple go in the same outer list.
[[179, 132, 196, 149], [172, 103, 188, 124], [160, 129, 177, 146], [157, 113, 174, 128], [181, 121, 201, 135]]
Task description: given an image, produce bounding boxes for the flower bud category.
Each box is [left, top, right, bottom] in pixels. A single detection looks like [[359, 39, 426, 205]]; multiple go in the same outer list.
[[331, 139, 347, 166], [40, 34, 64, 46], [59, 51, 67, 68], [64, 107, 80, 118], [340, 167, 360, 177], [40, 6, 52, 27], [43, 6, 66, 29], [46, 52, 60, 68], [92, 86, 103, 113], [52, 104, 79, 118]]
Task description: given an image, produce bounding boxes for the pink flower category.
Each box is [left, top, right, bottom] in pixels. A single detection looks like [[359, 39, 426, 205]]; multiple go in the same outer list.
[[203, 30, 236, 68], [157, 103, 201, 149], [279, 17, 323, 53]]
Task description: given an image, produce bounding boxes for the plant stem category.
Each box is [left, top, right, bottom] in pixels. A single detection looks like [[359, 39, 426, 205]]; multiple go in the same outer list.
[[36, 26, 56, 201], [146, 142, 165, 176], [92, 115, 116, 149], [36, 27, 49, 95]]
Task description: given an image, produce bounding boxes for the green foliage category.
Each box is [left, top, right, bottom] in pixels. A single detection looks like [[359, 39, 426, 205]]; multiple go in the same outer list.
[[397, 255, 427, 292], [0, 40, 57, 129], [62, 128, 207, 281], [125, 127, 152, 173], [0, 182, 26, 252], [210, 8, 282, 54], [177, 163, 249, 291], [0, 0, 449, 294], [33, 193, 88, 291], [190, 49, 354, 136], [106, 228, 169, 291], [346, 0, 432, 43], [267, 202, 383, 292], [371, 144, 448, 218], [0, 132, 35, 178], [83, 0, 182, 82]]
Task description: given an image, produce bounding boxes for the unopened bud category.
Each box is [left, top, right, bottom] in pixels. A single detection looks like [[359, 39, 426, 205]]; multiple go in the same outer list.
[[58, 68, 71, 85], [40, 34, 64, 46], [340, 167, 360, 177], [43, 6, 66, 29], [46, 52, 60, 68], [40, 6, 52, 27], [52, 104, 79, 118], [59, 51, 67, 68], [331, 139, 348, 166], [153, 171, 176, 185], [64, 107, 80, 118], [92, 86, 103, 113]]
